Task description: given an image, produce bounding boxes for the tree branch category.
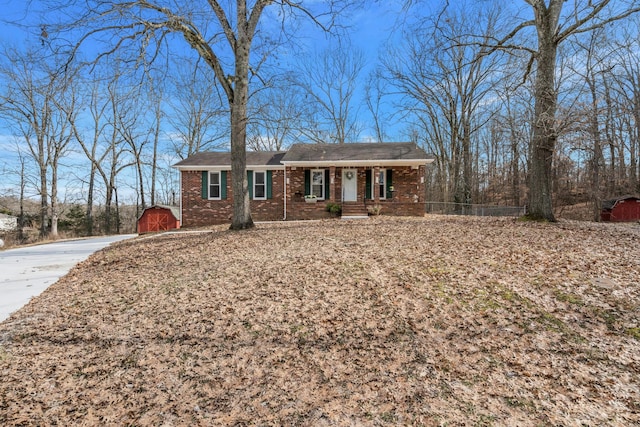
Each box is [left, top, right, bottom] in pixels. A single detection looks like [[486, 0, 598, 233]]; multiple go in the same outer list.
[[207, 0, 238, 51], [558, 2, 640, 43]]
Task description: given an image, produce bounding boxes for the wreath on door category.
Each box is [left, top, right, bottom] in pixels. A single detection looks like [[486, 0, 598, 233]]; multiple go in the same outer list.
[[345, 171, 354, 180]]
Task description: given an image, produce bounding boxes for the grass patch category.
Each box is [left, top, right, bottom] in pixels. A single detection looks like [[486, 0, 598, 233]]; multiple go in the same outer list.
[[554, 290, 584, 305], [593, 308, 620, 331], [625, 327, 640, 340]]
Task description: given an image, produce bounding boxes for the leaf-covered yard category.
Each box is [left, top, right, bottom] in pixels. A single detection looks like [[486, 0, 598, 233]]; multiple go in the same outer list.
[[0, 216, 639, 426]]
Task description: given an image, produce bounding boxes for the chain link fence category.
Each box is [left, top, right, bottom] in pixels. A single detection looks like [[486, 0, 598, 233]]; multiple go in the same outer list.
[[425, 202, 526, 217]]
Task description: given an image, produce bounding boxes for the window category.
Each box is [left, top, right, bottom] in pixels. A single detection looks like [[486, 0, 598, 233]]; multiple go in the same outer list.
[[378, 170, 386, 199], [254, 171, 266, 200], [311, 169, 325, 199], [209, 171, 221, 199]]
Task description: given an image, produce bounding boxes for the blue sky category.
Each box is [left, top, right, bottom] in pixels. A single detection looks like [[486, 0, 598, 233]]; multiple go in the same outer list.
[[0, 0, 423, 203]]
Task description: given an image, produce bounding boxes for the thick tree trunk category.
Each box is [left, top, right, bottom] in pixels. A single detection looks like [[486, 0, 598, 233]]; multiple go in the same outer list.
[[229, 37, 254, 230], [528, 12, 559, 221]]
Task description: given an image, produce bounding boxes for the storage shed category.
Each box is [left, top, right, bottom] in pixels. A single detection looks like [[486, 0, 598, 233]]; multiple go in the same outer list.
[[137, 205, 181, 233], [601, 195, 640, 222]]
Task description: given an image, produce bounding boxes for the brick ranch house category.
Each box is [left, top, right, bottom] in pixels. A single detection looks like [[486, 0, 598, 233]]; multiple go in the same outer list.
[[173, 142, 435, 227]]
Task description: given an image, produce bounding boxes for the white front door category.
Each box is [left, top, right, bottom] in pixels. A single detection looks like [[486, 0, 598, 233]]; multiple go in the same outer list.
[[342, 169, 357, 202]]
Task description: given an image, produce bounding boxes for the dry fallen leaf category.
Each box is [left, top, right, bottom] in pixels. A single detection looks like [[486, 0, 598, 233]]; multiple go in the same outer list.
[[0, 216, 638, 425]]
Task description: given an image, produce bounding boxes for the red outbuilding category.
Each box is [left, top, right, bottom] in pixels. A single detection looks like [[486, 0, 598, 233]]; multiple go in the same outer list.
[[601, 195, 640, 222], [137, 205, 181, 233]]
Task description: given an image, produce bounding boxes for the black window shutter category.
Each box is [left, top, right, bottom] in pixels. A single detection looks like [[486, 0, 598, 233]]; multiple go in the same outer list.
[[365, 170, 372, 200], [266, 170, 273, 199], [386, 169, 393, 194], [221, 171, 227, 199], [201, 171, 208, 199], [324, 169, 330, 199], [304, 169, 310, 195], [247, 170, 253, 199]]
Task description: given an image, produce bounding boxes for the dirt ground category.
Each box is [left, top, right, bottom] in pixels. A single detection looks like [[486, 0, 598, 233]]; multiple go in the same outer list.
[[0, 216, 639, 426]]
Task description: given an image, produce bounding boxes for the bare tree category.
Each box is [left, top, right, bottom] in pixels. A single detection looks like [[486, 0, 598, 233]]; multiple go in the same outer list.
[[0, 47, 75, 238], [611, 27, 640, 193], [565, 29, 614, 221], [57, 0, 355, 230], [292, 41, 365, 144], [247, 80, 303, 151], [49, 78, 76, 237], [364, 71, 389, 143], [115, 90, 150, 215], [383, 4, 502, 205], [495, 76, 535, 207], [481, 0, 640, 221], [66, 68, 137, 235], [149, 89, 162, 207], [167, 60, 228, 159]]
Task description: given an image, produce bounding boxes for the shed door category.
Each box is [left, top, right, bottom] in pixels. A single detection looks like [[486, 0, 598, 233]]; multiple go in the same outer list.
[[150, 211, 170, 231], [342, 169, 357, 202]]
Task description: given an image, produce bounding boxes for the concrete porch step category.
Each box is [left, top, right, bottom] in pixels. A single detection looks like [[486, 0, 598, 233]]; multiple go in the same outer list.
[[341, 202, 369, 218]]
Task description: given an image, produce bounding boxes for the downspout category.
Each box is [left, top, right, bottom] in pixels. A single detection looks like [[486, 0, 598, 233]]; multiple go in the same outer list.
[[283, 167, 287, 220], [178, 170, 183, 227]]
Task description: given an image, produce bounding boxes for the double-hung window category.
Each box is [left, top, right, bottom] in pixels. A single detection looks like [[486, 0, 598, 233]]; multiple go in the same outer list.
[[253, 171, 266, 200], [209, 171, 221, 199], [311, 169, 325, 199]]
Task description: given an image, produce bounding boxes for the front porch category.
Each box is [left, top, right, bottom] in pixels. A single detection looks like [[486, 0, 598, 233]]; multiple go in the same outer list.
[[284, 165, 426, 221]]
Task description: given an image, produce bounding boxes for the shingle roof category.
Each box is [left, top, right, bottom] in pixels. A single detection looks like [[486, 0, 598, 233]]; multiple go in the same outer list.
[[173, 143, 434, 169], [281, 142, 432, 163], [174, 151, 286, 168]]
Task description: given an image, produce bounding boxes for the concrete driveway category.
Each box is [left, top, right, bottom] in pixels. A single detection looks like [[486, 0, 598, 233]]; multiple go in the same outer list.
[[0, 234, 136, 322]]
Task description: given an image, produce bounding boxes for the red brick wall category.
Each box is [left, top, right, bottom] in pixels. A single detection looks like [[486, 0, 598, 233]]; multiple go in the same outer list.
[[180, 170, 285, 227], [285, 166, 426, 219], [181, 166, 426, 226], [286, 168, 334, 220], [365, 166, 426, 216]]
